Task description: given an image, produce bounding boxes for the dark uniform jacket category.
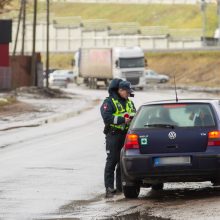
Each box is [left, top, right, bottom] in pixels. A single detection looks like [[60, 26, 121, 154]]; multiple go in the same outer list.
[[100, 79, 136, 133]]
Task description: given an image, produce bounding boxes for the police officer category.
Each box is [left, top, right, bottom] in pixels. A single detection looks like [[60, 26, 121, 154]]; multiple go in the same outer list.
[[100, 78, 136, 198]]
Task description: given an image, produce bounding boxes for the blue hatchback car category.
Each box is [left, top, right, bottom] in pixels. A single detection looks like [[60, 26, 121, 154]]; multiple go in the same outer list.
[[120, 99, 220, 198]]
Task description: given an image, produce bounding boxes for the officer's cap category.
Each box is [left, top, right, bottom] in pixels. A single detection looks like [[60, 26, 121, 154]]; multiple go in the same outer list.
[[118, 81, 134, 94]]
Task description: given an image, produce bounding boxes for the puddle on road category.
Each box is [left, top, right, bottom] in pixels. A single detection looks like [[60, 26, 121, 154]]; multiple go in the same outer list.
[[46, 184, 220, 220], [52, 193, 170, 220], [102, 212, 170, 220], [142, 185, 220, 202]]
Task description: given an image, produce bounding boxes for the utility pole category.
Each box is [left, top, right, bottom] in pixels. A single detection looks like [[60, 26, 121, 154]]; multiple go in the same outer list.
[[21, 0, 26, 55], [200, 0, 207, 47], [217, 0, 220, 46], [46, 0, 50, 88], [13, 0, 23, 56], [31, 0, 37, 86]]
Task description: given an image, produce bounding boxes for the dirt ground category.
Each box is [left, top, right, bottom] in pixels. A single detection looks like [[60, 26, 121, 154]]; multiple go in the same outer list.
[[147, 51, 220, 87], [0, 87, 75, 118], [0, 101, 37, 117]]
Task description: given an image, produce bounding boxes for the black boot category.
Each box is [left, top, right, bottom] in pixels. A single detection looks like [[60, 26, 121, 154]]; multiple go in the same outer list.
[[105, 187, 116, 198]]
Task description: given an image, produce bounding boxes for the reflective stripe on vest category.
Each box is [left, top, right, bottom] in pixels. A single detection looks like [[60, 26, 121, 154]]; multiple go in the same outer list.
[[110, 98, 135, 130]]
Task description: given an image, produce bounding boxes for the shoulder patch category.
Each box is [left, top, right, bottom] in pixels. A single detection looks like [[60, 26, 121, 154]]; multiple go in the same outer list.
[[103, 103, 108, 111]]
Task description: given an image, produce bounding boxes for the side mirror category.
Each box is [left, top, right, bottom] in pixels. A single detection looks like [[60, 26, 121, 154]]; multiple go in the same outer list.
[[145, 59, 148, 67], [115, 60, 119, 68], [71, 59, 75, 66]]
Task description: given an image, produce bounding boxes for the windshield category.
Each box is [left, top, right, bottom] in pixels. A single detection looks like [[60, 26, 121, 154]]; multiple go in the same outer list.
[[131, 103, 216, 129], [119, 57, 145, 68]]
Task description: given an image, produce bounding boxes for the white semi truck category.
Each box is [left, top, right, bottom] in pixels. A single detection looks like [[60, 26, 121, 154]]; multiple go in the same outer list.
[[74, 47, 146, 89]]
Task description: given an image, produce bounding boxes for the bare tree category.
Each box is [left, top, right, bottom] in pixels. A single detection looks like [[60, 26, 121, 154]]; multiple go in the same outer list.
[[0, 0, 12, 12]]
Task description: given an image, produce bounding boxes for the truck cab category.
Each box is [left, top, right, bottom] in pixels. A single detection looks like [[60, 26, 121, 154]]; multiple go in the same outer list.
[[113, 47, 146, 90]]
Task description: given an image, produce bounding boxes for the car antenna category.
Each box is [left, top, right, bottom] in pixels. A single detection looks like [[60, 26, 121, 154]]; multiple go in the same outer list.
[[174, 75, 178, 102]]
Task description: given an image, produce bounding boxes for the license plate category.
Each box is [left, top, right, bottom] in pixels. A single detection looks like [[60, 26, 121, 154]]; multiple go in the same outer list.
[[154, 156, 191, 166]]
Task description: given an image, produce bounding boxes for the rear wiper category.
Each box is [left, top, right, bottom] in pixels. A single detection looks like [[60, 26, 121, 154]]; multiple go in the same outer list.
[[144, 124, 176, 129]]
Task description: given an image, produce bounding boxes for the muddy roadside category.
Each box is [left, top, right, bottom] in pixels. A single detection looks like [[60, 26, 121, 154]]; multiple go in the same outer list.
[[0, 87, 100, 131]]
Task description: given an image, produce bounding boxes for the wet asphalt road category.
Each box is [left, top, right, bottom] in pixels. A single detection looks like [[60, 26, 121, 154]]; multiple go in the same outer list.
[[0, 86, 219, 219]]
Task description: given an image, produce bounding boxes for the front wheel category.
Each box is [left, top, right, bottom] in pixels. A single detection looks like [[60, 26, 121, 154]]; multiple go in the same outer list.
[[123, 185, 140, 199], [151, 183, 164, 191]]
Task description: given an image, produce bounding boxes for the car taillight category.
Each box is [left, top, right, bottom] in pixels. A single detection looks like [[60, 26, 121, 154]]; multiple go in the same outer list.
[[124, 134, 140, 150], [208, 131, 220, 147]]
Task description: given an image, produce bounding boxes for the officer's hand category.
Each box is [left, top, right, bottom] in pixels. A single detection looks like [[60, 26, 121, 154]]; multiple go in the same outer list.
[[125, 118, 131, 124]]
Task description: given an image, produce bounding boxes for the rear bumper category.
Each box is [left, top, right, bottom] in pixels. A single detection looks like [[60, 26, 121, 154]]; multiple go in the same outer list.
[[121, 149, 220, 184]]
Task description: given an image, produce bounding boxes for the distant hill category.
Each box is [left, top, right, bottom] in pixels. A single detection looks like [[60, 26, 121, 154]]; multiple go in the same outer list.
[[1, 2, 218, 37], [48, 2, 217, 36]]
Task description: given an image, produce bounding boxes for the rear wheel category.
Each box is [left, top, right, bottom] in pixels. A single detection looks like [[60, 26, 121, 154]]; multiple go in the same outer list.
[[212, 181, 220, 186], [212, 175, 220, 186], [160, 79, 167, 83], [151, 183, 164, 191], [67, 78, 71, 83], [122, 185, 140, 199]]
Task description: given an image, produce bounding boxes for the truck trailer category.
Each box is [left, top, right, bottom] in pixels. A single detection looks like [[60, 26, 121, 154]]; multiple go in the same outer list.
[[74, 47, 146, 89]]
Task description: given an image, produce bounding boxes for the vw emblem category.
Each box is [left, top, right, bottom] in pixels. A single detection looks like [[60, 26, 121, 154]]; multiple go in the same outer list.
[[168, 131, 176, 140]]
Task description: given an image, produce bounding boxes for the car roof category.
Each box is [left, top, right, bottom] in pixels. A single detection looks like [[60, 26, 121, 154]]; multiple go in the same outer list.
[[142, 99, 220, 106]]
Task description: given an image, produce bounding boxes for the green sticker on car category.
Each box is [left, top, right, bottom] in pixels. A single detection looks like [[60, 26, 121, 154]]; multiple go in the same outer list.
[[141, 137, 148, 145]]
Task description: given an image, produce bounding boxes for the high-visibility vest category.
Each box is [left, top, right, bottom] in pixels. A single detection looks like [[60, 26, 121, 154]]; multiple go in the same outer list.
[[110, 98, 136, 131]]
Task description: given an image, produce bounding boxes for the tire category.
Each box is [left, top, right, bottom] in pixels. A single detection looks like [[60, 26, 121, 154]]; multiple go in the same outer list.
[[94, 80, 98, 89], [212, 181, 220, 186], [105, 79, 110, 88], [67, 78, 71, 83], [151, 183, 164, 191], [160, 79, 167, 83], [90, 78, 97, 89], [88, 78, 92, 88], [123, 185, 140, 199], [212, 175, 220, 186]]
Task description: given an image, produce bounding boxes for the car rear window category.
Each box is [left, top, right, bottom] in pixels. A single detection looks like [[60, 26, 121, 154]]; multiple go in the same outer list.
[[131, 103, 216, 129]]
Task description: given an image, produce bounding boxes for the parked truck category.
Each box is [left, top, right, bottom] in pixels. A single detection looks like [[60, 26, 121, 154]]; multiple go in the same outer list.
[[74, 47, 146, 89]]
